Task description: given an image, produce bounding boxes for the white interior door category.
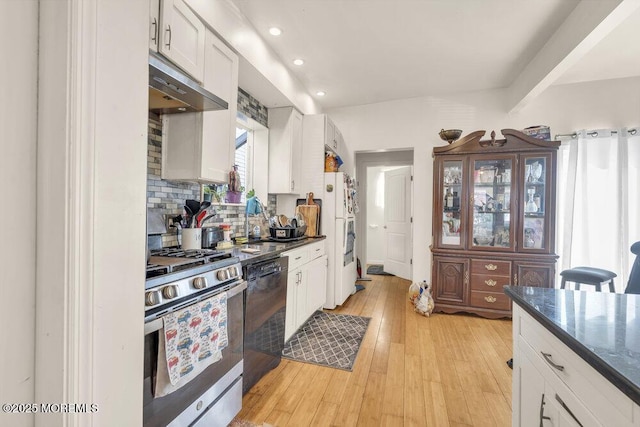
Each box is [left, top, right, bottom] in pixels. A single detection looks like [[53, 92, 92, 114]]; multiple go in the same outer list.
[[383, 166, 412, 279]]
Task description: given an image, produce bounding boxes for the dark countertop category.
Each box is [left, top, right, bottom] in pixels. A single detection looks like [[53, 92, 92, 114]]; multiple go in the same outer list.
[[219, 236, 326, 266], [504, 286, 640, 405]]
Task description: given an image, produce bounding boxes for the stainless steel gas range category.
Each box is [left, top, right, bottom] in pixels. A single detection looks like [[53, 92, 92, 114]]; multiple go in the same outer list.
[[144, 248, 246, 427]]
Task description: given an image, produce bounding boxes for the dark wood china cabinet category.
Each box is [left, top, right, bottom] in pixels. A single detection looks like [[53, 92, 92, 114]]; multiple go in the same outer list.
[[431, 129, 560, 318]]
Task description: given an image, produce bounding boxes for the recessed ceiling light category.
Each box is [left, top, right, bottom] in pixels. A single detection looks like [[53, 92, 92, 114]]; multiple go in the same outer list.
[[293, 59, 304, 66], [269, 27, 282, 36], [316, 91, 326, 97]]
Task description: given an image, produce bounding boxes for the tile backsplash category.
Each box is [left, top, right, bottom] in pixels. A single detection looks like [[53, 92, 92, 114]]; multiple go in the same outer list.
[[147, 111, 276, 248]]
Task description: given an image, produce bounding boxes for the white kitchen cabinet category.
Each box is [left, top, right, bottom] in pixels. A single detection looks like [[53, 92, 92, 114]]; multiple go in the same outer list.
[[300, 114, 349, 196], [268, 107, 303, 194], [283, 241, 327, 342], [513, 305, 639, 427], [305, 253, 328, 318], [149, 0, 205, 83], [325, 116, 337, 151], [161, 29, 238, 184], [285, 267, 298, 343]]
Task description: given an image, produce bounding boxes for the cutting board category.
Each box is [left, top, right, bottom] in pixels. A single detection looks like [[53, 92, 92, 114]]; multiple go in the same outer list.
[[295, 193, 321, 237]]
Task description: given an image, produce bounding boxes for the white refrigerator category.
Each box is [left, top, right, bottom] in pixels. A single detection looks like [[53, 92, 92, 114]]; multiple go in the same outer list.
[[322, 172, 357, 309]]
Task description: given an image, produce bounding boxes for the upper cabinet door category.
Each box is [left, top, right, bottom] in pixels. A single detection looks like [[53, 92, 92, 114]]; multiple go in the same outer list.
[[202, 30, 236, 103], [159, 0, 205, 82], [149, 0, 160, 51], [325, 117, 336, 150], [200, 29, 239, 183], [268, 107, 303, 194], [437, 157, 466, 248], [469, 154, 516, 251], [519, 153, 554, 253]]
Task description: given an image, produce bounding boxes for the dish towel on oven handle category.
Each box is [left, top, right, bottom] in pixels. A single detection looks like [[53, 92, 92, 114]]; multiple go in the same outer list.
[[154, 292, 228, 397]]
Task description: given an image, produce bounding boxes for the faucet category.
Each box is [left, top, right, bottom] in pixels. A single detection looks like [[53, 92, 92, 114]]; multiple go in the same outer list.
[[245, 196, 269, 239]]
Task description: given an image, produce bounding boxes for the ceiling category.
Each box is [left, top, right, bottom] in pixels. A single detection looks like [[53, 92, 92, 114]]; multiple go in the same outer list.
[[230, 0, 640, 111]]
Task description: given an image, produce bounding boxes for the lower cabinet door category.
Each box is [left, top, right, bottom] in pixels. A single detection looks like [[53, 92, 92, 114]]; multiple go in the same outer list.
[[516, 347, 546, 426], [515, 262, 555, 288], [285, 268, 299, 342], [295, 268, 307, 330], [305, 255, 327, 317], [433, 256, 469, 305]]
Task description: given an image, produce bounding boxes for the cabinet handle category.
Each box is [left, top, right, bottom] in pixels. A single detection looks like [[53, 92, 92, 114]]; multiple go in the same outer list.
[[464, 271, 469, 285], [291, 180, 295, 191], [151, 18, 158, 45], [485, 263, 498, 271], [514, 273, 518, 286], [484, 296, 497, 303], [539, 394, 551, 426], [541, 352, 565, 371], [165, 24, 172, 49], [555, 394, 584, 427], [484, 279, 497, 287]]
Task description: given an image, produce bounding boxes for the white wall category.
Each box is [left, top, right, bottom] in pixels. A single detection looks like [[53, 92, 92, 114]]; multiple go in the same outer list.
[[328, 76, 640, 283], [0, 3, 38, 426], [185, 0, 322, 115], [35, 1, 148, 425]]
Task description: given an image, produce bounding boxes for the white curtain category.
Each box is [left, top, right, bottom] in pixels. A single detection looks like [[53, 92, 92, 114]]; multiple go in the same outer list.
[[557, 127, 640, 291]]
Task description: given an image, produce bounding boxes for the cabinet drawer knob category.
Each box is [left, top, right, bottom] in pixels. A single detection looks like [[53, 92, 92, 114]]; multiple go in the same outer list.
[[541, 352, 565, 371], [484, 279, 497, 287], [485, 263, 498, 271], [484, 296, 497, 303]]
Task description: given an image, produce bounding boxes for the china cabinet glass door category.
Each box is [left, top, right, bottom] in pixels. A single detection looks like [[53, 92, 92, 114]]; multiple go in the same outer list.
[[440, 159, 464, 247], [521, 155, 550, 251], [470, 155, 515, 250]]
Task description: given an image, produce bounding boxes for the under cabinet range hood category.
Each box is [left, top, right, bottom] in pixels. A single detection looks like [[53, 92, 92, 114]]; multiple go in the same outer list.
[[148, 52, 228, 114]]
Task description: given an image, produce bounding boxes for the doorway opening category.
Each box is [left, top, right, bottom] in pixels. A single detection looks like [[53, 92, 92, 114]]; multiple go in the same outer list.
[[355, 150, 414, 281]]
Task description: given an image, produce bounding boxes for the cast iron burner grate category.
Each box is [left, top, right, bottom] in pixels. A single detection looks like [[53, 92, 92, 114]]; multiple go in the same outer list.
[[150, 248, 228, 259]]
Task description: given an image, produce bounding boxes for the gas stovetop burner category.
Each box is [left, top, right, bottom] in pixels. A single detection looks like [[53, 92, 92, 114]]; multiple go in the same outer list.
[[146, 247, 233, 280], [150, 247, 225, 259]]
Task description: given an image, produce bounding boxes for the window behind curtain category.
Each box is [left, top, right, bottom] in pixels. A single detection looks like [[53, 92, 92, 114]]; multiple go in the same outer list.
[[556, 128, 639, 289]]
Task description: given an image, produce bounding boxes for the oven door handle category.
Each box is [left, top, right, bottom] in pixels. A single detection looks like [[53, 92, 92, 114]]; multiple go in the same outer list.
[[144, 280, 247, 335]]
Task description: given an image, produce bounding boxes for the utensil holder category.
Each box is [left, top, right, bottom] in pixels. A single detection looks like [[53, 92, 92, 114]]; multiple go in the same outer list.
[[182, 228, 202, 250]]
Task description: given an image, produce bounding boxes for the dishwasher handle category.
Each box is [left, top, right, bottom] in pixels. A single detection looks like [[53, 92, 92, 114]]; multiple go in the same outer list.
[[246, 257, 289, 280]]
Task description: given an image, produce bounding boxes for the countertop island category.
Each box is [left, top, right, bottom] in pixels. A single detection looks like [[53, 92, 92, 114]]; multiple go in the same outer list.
[[506, 285, 640, 426]]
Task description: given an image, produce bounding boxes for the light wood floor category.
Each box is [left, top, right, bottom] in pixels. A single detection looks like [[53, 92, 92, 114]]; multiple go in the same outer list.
[[236, 274, 514, 426]]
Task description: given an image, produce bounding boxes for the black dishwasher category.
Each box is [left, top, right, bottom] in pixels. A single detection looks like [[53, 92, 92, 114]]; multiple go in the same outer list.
[[243, 256, 288, 394]]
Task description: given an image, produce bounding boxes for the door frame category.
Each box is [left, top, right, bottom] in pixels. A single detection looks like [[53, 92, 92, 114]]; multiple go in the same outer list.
[[355, 150, 414, 276]]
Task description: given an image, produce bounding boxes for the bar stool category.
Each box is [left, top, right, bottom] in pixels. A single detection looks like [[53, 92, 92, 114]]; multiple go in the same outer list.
[[560, 267, 617, 292]]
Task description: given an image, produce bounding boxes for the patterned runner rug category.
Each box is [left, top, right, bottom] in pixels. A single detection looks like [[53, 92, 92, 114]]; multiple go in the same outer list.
[[282, 311, 371, 371]]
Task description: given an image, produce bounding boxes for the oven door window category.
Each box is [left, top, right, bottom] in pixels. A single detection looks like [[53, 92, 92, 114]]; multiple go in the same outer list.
[[143, 287, 244, 427]]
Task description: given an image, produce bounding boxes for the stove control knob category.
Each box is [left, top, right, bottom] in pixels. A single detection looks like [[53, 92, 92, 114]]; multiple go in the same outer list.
[[193, 277, 208, 289], [145, 290, 161, 307], [162, 285, 179, 299], [216, 269, 229, 281], [227, 267, 238, 278]]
